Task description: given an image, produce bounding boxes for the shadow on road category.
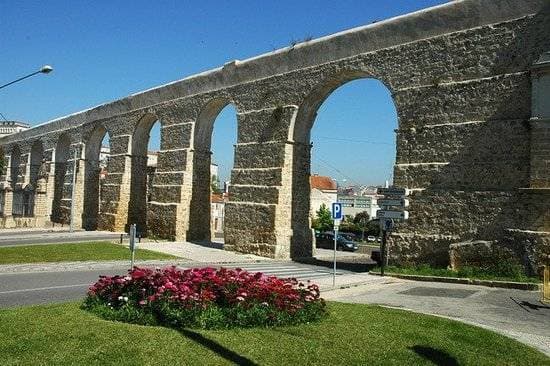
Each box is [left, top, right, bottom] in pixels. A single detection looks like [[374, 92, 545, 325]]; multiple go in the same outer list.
[[510, 297, 550, 312], [294, 256, 377, 273]]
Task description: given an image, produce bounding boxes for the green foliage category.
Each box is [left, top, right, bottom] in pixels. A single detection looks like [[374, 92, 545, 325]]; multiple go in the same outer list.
[[312, 204, 333, 232], [353, 211, 370, 225], [376, 264, 540, 283], [211, 174, 222, 194]]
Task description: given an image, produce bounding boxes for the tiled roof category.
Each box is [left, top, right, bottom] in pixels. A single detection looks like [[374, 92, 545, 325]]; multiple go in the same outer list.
[[211, 193, 224, 203], [310, 175, 337, 190]]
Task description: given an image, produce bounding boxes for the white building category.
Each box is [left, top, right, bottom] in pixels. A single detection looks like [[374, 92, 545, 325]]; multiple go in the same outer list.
[[310, 175, 337, 216], [211, 193, 226, 239], [338, 194, 381, 219], [0, 121, 30, 138]]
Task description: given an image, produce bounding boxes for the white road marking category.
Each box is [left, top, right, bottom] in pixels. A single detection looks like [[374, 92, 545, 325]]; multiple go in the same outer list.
[[0, 283, 90, 295]]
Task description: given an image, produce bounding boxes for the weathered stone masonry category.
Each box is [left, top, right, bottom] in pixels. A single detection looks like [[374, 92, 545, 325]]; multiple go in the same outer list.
[[0, 0, 549, 269]]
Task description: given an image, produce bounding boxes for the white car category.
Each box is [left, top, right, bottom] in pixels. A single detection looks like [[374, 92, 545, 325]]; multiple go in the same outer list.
[[367, 236, 376, 242]]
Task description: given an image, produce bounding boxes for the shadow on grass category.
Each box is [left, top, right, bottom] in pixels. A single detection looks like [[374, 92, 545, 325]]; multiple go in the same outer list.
[[179, 329, 258, 366], [410, 345, 458, 366]]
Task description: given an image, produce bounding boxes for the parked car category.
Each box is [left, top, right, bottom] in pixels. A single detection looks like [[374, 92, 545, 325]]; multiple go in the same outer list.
[[315, 232, 358, 252], [367, 235, 376, 242]]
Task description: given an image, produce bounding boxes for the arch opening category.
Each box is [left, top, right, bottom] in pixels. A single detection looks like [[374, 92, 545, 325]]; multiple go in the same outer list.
[[83, 126, 110, 231], [128, 115, 161, 234], [51, 134, 71, 223], [188, 99, 237, 242], [290, 75, 398, 260]]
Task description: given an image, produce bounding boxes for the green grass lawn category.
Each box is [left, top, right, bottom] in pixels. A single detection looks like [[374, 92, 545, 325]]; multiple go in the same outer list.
[[0, 242, 178, 264], [373, 265, 541, 284], [0, 302, 547, 365]]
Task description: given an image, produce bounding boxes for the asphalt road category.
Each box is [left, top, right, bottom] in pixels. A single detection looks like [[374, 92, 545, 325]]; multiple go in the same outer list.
[[0, 262, 342, 308]]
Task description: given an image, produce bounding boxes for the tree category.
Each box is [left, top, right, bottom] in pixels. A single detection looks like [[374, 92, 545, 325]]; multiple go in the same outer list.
[[211, 174, 222, 194], [354, 211, 370, 241], [312, 203, 333, 232]]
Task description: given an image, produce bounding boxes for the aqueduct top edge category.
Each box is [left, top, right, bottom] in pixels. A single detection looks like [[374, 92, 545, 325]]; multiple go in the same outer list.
[[0, 0, 546, 146]]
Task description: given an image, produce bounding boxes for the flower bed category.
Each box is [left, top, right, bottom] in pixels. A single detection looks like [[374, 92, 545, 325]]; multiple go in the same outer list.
[[83, 266, 326, 329]]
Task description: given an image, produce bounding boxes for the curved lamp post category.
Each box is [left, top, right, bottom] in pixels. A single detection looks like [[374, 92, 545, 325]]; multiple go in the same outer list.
[[0, 65, 53, 90]]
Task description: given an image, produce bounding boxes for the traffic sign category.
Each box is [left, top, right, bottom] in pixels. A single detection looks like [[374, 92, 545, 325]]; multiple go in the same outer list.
[[377, 187, 410, 196], [376, 210, 409, 220], [332, 202, 343, 220], [378, 198, 409, 208]]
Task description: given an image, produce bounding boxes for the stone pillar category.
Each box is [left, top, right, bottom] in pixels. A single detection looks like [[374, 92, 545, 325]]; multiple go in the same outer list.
[[186, 149, 212, 241], [44, 148, 56, 224], [33, 178, 48, 226], [224, 105, 309, 259], [529, 51, 550, 189], [97, 134, 132, 232], [147, 109, 194, 241], [1, 153, 15, 227], [505, 51, 550, 275], [66, 143, 85, 229]]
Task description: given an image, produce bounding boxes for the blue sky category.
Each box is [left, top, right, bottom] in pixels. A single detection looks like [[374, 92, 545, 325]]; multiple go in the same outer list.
[[1, 0, 447, 185]]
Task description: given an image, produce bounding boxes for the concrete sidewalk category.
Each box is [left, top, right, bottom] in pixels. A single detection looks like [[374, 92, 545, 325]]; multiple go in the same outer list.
[[137, 241, 273, 263]]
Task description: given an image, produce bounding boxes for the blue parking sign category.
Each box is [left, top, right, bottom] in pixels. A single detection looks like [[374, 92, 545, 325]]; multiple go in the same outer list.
[[332, 202, 343, 220]]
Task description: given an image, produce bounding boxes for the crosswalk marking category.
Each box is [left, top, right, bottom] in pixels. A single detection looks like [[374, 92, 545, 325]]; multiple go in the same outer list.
[[179, 262, 346, 282]]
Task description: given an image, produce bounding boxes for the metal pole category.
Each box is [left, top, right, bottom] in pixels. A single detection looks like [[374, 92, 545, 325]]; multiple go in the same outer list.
[[69, 147, 78, 233], [381, 229, 386, 276], [333, 226, 338, 287], [129, 223, 136, 269], [0, 70, 41, 90]]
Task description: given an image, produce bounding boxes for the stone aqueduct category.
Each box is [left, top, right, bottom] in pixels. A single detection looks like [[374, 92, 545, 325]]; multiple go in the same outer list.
[[1, 0, 549, 266]]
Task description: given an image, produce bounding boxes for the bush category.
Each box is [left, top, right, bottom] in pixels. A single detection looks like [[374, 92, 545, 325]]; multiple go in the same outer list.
[[83, 266, 326, 329]]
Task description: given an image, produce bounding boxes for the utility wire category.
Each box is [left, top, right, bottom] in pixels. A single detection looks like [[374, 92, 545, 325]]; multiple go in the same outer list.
[[0, 112, 8, 121], [312, 154, 362, 187]]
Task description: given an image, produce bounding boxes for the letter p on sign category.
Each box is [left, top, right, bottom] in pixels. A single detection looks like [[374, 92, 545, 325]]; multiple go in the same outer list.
[[332, 202, 343, 220]]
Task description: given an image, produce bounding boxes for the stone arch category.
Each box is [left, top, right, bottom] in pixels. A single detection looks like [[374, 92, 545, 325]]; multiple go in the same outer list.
[[51, 133, 71, 223], [83, 124, 110, 230], [187, 98, 237, 241], [288, 71, 398, 258], [128, 113, 161, 233]]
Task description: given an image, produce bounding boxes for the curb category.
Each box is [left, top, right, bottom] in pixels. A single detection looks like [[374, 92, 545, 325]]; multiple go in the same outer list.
[[369, 271, 541, 291]]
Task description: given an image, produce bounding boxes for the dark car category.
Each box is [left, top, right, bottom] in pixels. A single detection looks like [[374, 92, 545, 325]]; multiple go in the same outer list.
[[315, 232, 358, 252]]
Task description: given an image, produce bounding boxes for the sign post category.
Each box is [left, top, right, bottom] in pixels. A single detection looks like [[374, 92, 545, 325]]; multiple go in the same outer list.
[[376, 187, 410, 276], [129, 223, 137, 269], [331, 202, 343, 287]]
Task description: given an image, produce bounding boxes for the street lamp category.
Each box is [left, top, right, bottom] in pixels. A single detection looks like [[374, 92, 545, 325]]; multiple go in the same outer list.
[[0, 65, 53, 90]]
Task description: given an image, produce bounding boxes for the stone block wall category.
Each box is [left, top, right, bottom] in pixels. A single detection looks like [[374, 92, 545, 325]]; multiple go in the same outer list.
[[0, 0, 547, 265]]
